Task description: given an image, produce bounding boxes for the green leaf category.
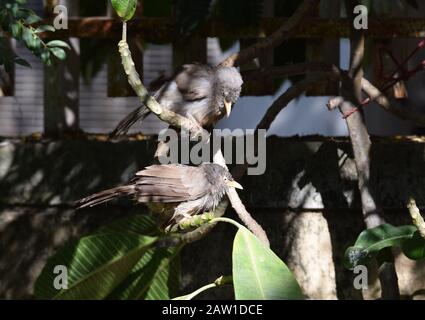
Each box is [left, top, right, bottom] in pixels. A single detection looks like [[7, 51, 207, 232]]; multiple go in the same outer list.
[[34, 233, 158, 300], [232, 227, 303, 300], [46, 40, 71, 49], [10, 22, 22, 38], [111, 0, 137, 21], [98, 214, 159, 236], [49, 47, 66, 60], [35, 25, 56, 33], [402, 231, 425, 260], [108, 246, 181, 300], [344, 224, 417, 269], [14, 57, 31, 68], [99, 215, 180, 300], [24, 14, 42, 24]]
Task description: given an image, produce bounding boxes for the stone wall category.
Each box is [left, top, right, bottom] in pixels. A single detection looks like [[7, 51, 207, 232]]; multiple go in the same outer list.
[[0, 137, 424, 299]]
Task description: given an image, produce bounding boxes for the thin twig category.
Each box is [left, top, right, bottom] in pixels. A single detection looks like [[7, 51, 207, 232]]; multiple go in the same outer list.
[[361, 78, 425, 127], [219, 0, 320, 68]]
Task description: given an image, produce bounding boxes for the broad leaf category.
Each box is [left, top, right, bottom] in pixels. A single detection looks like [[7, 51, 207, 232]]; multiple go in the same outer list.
[[344, 224, 417, 269], [402, 231, 425, 260], [111, 0, 137, 21], [108, 246, 181, 300], [232, 227, 303, 300], [34, 233, 157, 299], [98, 214, 160, 236]]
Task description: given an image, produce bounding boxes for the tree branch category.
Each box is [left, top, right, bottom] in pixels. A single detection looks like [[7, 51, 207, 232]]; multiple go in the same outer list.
[[407, 198, 425, 240], [232, 74, 329, 181], [361, 78, 425, 127], [219, 0, 320, 68], [342, 0, 399, 300]]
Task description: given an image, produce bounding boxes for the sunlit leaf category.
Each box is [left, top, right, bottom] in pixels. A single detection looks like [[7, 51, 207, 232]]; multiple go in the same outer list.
[[111, 0, 137, 21], [232, 226, 303, 300]]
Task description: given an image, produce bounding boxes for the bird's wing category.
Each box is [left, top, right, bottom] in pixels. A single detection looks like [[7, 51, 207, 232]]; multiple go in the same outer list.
[[173, 64, 213, 101], [134, 164, 211, 203]]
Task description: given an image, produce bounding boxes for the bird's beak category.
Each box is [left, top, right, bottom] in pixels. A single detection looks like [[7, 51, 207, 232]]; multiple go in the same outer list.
[[227, 180, 243, 190], [224, 99, 232, 118]]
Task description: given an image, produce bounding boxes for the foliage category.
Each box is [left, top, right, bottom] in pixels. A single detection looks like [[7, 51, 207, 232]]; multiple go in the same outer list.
[[35, 215, 181, 300], [344, 224, 425, 270], [231, 221, 303, 300], [35, 214, 302, 300], [111, 0, 137, 21], [0, 0, 69, 72]]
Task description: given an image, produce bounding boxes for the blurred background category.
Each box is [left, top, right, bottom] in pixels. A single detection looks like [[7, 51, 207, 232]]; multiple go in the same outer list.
[[2, 0, 425, 137]]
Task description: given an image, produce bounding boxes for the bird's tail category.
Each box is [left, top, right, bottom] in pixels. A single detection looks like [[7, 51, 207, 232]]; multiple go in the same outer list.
[[109, 105, 151, 138], [76, 185, 136, 209]]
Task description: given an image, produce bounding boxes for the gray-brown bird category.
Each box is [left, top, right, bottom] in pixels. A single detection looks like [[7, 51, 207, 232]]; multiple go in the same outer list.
[[110, 64, 243, 137], [77, 163, 242, 225]]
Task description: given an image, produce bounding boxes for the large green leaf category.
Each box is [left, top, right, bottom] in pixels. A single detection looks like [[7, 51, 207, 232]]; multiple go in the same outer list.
[[98, 214, 160, 236], [34, 232, 157, 299], [402, 231, 425, 260], [232, 227, 303, 300], [344, 224, 417, 269], [111, 0, 137, 21], [107, 246, 181, 300]]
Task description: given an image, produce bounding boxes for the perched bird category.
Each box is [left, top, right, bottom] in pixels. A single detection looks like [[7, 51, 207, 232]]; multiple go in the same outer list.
[[110, 64, 243, 137], [77, 163, 242, 225]]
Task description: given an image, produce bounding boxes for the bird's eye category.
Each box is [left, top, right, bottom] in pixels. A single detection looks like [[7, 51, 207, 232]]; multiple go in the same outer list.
[[223, 176, 229, 181]]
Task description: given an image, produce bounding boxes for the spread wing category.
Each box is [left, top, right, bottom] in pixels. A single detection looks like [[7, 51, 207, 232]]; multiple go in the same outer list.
[[133, 164, 211, 203]]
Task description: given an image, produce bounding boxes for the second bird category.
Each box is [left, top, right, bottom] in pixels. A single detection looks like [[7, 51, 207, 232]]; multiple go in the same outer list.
[[110, 64, 243, 137]]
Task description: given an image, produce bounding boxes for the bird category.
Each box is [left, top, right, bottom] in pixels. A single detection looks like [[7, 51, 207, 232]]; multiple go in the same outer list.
[[109, 64, 243, 138], [76, 163, 243, 226]]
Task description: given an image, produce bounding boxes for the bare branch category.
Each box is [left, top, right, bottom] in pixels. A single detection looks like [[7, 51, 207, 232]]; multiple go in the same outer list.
[[219, 0, 320, 67], [242, 61, 336, 81], [232, 74, 329, 180], [342, 0, 383, 228], [361, 78, 425, 127], [327, 97, 344, 111], [227, 188, 270, 246], [342, 0, 399, 300]]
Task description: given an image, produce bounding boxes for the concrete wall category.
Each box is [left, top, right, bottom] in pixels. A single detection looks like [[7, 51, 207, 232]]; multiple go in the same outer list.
[[0, 137, 424, 299]]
